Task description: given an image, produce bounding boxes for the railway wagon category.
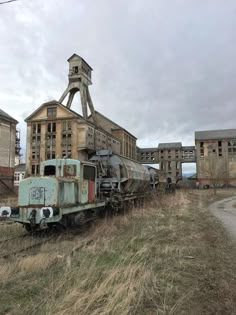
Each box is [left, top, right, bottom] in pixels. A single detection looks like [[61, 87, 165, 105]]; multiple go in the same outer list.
[[90, 150, 150, 211], [0, 151, 153, 231]]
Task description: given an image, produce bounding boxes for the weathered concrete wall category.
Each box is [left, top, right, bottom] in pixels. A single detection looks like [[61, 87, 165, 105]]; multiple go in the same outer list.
[[88, 112, 137, 160], [0, 166, 14, 195], [195, 138, 236, 187], [0, 120, 16, 168]]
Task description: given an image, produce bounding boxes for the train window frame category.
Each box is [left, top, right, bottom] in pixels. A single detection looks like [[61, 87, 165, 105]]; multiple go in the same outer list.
[[44, 165, 56, 176], [83, 165, 96, 181]]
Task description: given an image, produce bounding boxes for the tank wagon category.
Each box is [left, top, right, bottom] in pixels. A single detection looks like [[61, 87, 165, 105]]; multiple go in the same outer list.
[[2, 151, 152, 231], [90, 150, 150, 211]]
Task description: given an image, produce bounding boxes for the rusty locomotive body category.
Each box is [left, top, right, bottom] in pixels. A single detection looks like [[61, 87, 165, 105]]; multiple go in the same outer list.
[[2, 150, 156, 231]]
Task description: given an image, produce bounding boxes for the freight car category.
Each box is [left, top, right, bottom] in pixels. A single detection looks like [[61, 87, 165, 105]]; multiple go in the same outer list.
[[90, 150, 150, 211], [1, 151, 152, 232]]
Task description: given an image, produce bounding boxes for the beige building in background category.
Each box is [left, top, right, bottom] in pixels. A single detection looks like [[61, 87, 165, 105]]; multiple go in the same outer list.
[[25, 101, 121, 175], [0, 109, 18, 193], [195, 129, 236, 187]]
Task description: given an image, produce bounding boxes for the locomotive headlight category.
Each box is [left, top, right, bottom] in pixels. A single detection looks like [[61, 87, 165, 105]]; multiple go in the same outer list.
[[40, 207, 53, 219], [0, 206, 11, 217]]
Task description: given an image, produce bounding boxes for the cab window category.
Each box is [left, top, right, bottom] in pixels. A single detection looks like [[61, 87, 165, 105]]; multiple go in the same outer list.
[[44, 165, 56, 176], [84, 165, 95, 181]]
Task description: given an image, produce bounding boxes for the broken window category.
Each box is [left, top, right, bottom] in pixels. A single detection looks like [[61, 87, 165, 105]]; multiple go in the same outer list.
[[228, 139, 236, 156], [73, 66, 79, 74], [47, 107, 57, 118], [31, 164, 39, 175], [46, 151, 56, 160], [32, 123, 41, 134]]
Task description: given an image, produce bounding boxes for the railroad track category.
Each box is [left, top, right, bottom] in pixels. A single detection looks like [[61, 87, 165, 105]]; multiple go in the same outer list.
[[0, 234, 28, 245], [0, 235, 55, 259]]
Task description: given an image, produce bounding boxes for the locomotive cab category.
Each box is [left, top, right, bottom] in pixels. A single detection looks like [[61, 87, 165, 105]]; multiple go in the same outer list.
[[9, 159, 105, 231]]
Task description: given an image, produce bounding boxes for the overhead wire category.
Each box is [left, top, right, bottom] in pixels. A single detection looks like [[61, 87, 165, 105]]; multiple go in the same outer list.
[[0, 0, 19, 5]]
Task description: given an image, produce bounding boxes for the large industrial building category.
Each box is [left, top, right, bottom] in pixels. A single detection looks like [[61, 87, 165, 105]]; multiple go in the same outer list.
[[195, 129, 236, 187], [25, 101, 121, 175], [0, 109, 18, 194], [25, 54, 134, 176], [23, 53, 236, 187]]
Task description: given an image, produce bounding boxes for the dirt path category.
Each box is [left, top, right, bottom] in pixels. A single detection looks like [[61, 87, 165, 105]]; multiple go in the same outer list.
[[209, 196, 236, 239]]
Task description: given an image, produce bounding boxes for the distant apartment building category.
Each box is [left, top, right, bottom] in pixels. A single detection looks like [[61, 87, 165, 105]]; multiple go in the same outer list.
[[0, 109, 18, 194], [195, 129, 236, 187], [25, 101, 121, 176]]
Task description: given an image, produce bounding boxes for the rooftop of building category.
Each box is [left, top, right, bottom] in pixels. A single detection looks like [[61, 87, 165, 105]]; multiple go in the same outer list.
[[0, 108, 18, 124], [25, 100, 121, 142], [182, 146, 195, 150], [158, 142, 182, 149], [88, 111, 137, 139], [15, 163, 26, 172], [67, 53, 93, 71], [195, 129, 236, 140], [25, 100, 84, 122]]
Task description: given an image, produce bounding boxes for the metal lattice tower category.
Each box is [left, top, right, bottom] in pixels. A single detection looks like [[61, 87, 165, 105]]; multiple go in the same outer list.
[[59, 54, 97, 124]]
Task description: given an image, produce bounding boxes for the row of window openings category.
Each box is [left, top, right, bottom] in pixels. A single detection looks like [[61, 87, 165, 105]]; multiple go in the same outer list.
[[141, 150, 194, 157], [160, 162, 179, 170], [46, 151, 72, 160], [32, 121, 72, 134], [14, 173, 25, 181], [200, 147, 236, 157], [200, 141, 236, 148], [32, 145, 72, 159], [141, 154, 194, 160], [32, 133, 71, 142]]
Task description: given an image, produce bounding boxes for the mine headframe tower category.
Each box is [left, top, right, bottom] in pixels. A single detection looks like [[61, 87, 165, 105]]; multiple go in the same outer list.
[[59, 54, 97, 125]]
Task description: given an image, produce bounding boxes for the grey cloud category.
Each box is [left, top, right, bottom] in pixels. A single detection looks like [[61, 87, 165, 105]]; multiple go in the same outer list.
[[1, 0, 236, 164]]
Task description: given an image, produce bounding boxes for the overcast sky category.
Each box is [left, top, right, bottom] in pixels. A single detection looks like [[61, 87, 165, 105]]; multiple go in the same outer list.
[[1, 0, 236, 171]]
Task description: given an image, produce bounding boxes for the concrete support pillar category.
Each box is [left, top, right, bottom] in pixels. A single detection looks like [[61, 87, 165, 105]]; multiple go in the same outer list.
[[26, 123, 32, 175], [71, 120, 78, 158], [40, 122, 46, 162], [55, 121, 62, 158]]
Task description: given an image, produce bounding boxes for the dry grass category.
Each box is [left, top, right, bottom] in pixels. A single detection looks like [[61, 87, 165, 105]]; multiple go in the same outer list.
[[1, 189, 236, 314]]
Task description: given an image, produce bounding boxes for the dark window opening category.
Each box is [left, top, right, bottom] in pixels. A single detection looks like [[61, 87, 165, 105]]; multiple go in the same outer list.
[[31, 164, 39, 175], [73, 66, 78, 74], [44, 165, 56, 176], [47, 107, 57, 117], [218, 141, 222, 147], [32, 123, 41, 134], [200, 142, 204, 147], [84, 165, 96, 181]]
